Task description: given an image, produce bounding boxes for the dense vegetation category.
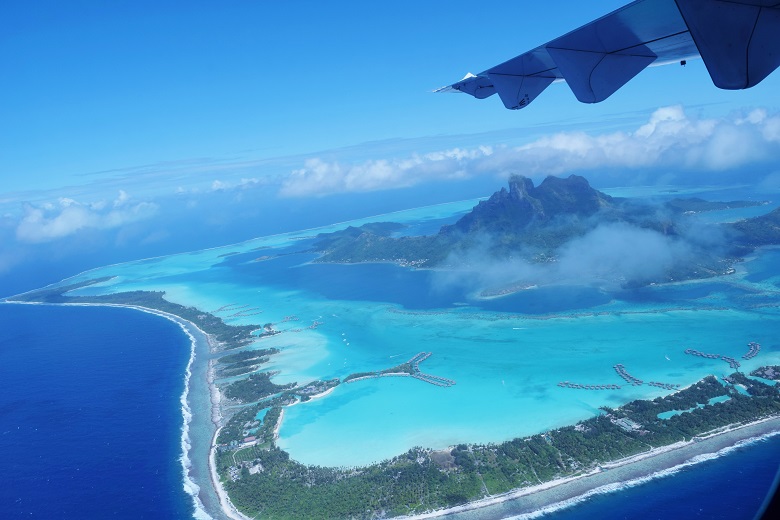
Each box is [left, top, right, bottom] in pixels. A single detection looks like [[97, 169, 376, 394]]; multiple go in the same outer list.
[[666, 197, 767, 213], [342, 358, 415, 382], [224, 372, 296, 403], [8, 279, 261, 349], [730, 206, 780, 247], [218, 372, 780, 519], [309, 175, 779, 285], [751, 366, 780, 380], [218, 348, 280, 377], [216, 404, 282, 450]]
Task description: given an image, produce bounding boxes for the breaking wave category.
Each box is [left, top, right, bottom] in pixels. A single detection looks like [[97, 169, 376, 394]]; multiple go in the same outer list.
[[177, 321, 214, 520], [504, 429, 780, 519]]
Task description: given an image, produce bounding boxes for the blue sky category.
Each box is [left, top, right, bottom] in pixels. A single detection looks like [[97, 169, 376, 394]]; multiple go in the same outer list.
[[2, 0, 780, 292]]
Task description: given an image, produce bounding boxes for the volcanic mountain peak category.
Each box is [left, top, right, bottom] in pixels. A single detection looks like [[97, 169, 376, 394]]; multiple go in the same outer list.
[[444, 174, 614, 235]]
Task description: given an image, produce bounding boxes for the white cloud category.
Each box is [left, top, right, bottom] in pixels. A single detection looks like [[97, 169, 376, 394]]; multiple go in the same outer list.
[[279, 148, 494, 197], [114, 189, 130, 207], [279, 106, 780, 197], [433, 222, 701, 294], [195, 177, 267, 194], [762, 114, 780, 142], [15, 191, 158, 243], [554, 223, 692, 285]]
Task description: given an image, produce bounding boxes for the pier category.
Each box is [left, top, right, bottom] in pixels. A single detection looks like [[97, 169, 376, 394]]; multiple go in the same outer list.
[[211, 303, 264, 318], [345, 352, 455, 387], [558, 364, 680, 392], [412, 372, 456, 387], [230, 308, 263, 317], [647, 381, 681, 390], [684, 348, 741, 370], [614, 364, 643, 386], [558, 381, 621, 390], [213, 303, 249, 313], [743, 341, 761, 360], [409, 352, 431, 371]]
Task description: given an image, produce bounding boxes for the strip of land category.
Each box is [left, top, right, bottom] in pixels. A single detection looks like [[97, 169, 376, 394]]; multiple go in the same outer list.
[[7, 287, 780, 520], [2, 299, 248, 520], [401, 417, 780, 519]]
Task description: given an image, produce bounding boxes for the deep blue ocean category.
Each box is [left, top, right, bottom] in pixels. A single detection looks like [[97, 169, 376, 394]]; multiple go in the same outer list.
[[0, 303, 193, 519], [545, 434, 780, 520], [2, 261, 779, 518]]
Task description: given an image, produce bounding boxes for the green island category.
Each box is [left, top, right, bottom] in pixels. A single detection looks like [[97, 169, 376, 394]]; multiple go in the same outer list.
[[218, 349, 281, 378], [7, 177, 780, 519], [215, 373, 780, 519], [664, 197, 770, 213], [8, 275, 780, 519], [11, 279, 264, 349], [310, 175, 780, 286], [343, 352, 456, 387], [751, 366, 780, 381]]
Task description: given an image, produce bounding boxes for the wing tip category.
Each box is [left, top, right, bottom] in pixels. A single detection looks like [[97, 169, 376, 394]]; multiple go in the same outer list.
[[433, 72, 479, 93]]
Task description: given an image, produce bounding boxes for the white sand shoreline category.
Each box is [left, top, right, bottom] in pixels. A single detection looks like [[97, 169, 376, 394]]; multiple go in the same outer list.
[[209, 424, 252, 520], [398, 416, 780, 519], [5, 300, 778, 520], [4, 300, 250, 520]]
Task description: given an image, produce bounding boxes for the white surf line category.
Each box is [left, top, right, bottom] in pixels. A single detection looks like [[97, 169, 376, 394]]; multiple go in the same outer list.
[[2, 300, 216, 519], [399, 416, 780, 520]]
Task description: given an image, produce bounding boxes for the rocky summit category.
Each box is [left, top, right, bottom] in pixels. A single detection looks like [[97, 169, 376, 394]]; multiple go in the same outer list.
[[442, 174, 615, 235]]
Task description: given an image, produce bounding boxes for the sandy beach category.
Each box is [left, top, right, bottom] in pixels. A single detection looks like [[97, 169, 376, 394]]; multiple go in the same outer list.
[[9, 300, 777, 520], [209, 425, 253, 520], [401, 416, 780, 519], [205, 360, 250, 520], [128, 305, 252, 520], [8, 301, 251, 520]]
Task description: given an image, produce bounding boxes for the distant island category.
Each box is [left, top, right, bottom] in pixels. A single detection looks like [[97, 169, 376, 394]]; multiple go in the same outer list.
[[311, 174, 777, 289], [7, 174, 780, 520]]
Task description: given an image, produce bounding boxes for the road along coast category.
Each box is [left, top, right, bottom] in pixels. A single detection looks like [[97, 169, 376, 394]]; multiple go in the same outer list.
[[11, 301, 246, 520], [9, 300, 778, 520], [400, 416, 780, 520]]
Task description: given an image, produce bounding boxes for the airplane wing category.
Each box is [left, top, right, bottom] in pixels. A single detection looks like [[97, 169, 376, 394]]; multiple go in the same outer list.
[[437, 0, 780, 110]]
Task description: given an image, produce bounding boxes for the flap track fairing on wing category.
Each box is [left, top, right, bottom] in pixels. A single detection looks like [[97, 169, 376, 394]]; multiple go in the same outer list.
[[437, 0, 780, 110]]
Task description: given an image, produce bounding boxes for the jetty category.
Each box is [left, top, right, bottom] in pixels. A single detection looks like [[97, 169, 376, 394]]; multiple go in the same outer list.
[[647, 381, 681, 390], [614, 364, 643, 386], [557, 381, 621, 390], [229, 307, 263, 317], [684, 348, 741, 370], [210, 303, 264, 318], [344, 352, 455, 387], [558, 365, 679, 392], [212, 303, 250, 313], [743, 341, 761, 360], [413, 372, 456, 387]]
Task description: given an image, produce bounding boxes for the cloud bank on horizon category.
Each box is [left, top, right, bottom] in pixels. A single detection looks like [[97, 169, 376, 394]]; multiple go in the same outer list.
[[15, 191, 158, 244], [279, 106, 780, 197], [6, 105, 780, 249], [2, 104, 779, 294]]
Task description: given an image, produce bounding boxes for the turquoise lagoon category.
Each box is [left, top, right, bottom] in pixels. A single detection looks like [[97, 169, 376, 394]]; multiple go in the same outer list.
[[60, 194, 780, 468]]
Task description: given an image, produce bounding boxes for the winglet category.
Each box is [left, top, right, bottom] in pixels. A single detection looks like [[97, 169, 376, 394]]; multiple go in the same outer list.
[[675, 0, 780, 89], [436, 73, 497, 99]]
